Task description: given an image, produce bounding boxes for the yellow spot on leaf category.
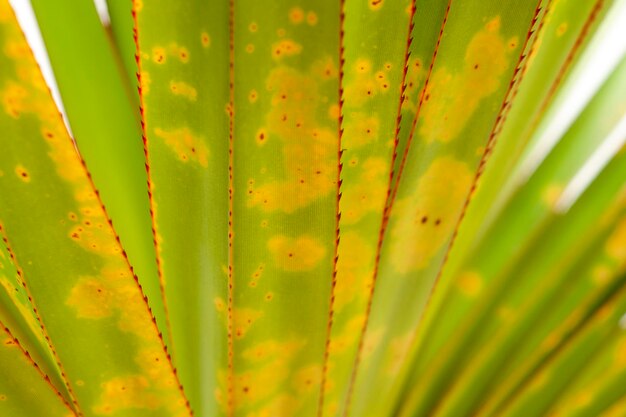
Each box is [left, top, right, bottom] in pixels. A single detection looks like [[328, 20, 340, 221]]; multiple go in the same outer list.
[[615, 338, 626, 365], [93, 376, 159, 415], [385, 333, 413, 376], [231, 361, 289, 409], [153, 127, 209, 167], [256, 128, 268, 145], [342, 158, 387, 224], [2, 82, 27, 118], [289, 7, 304, 24], [234, 307, 263, 339], [355, 59, 372, 74], [542, 184, 563, 207], [328, 104, 340, 120], [307, 11, 318, 26], [214, 297, 226, 312], [335, 232, 374, 309], [369, 0, 384, 10], [248, 66, 337, 212], [292, 364, 321, 393], [66, 278, 113, 319], [268, 235, 325, 271], [175, 46, 189, 63], [14, 165, 30, 182], [139, 70, 151, 96], [249, 89, 258, 103], [201, 32, 211, 47], [390, 157, 473, 272], [152, 47, 166, 64], [242, 339, 304, 363], [419, 16, 513, 143], [343, 113, 380, 149], [311, 57, 338, 80], [456, 271, 483, 297], [606, 217, 626, 261], [169, 80, 197, 101], [272, 39, 302, 59]]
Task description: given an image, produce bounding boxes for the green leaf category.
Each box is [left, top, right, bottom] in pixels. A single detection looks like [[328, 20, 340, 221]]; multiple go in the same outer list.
[[345, 2, 545, 416], [28, 0, 167, 344], [0, 322, 74, 417], [0, 236, 69, 404], [227, 2, 340, 416], [320, 0, 415, 415], [105, 0, 140, 106], [0, 5, 191, 415], [132, 1, 230, 415], [394, 54, 626, 417]]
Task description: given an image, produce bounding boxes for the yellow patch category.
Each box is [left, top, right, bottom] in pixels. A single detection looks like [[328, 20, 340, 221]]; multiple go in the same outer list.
[[250, 263, 264, 282], [362, 327, 384, 359], [402, 58, 425, 112], [390, 157, 473, 272], [249, 89, 258, 103], [606, 217, 626, 262], [292, 364, 322, 393], [201, 32, 211, 48], [2, 82, 27, 118], [255, 128, 268, 146], [311, 57, 338, 80], [233, 307, 263, 339], [14, 165, 30, 182], [170, 44, 189, 63], [335, 233, 374, 310], [214, 297, 226, 312], [93, 376, 159, 415], [456, 271, 483, 297], [248, 66, 337, 213], [369, 0, 384, 11], [232, 359, 289, 408], [169, 81, 197, 101], [343, 113, 380, 149], [66, 277, 114, 319], [385, 333, 413, 376], [355, 59, 372, 74], [272, 39, 302, 59], [153, 127, 209, 167], [289, 7, 304, 24], [152, 46, 166, 64], [307, 11, 318, 26], [249, 22, 258, 33], [341, 158, 388, 224], [344, 59, 392, 106], [328, 315, 367, 354], [139, 70, 151, 96], [419, 17, 513, 143], [267, 235, 325, 271], [556, 22, 568, 37], [541, 184, 563, 207], [328, 104, 340, 120], [242, 339, 304, 363]]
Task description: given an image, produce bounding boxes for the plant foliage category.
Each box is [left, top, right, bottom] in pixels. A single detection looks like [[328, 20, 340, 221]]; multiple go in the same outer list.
[[0, 0, 625, 416]]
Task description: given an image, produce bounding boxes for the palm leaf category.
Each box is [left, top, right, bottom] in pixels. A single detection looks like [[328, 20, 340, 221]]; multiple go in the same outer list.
[[1, 0, 625, 416]]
